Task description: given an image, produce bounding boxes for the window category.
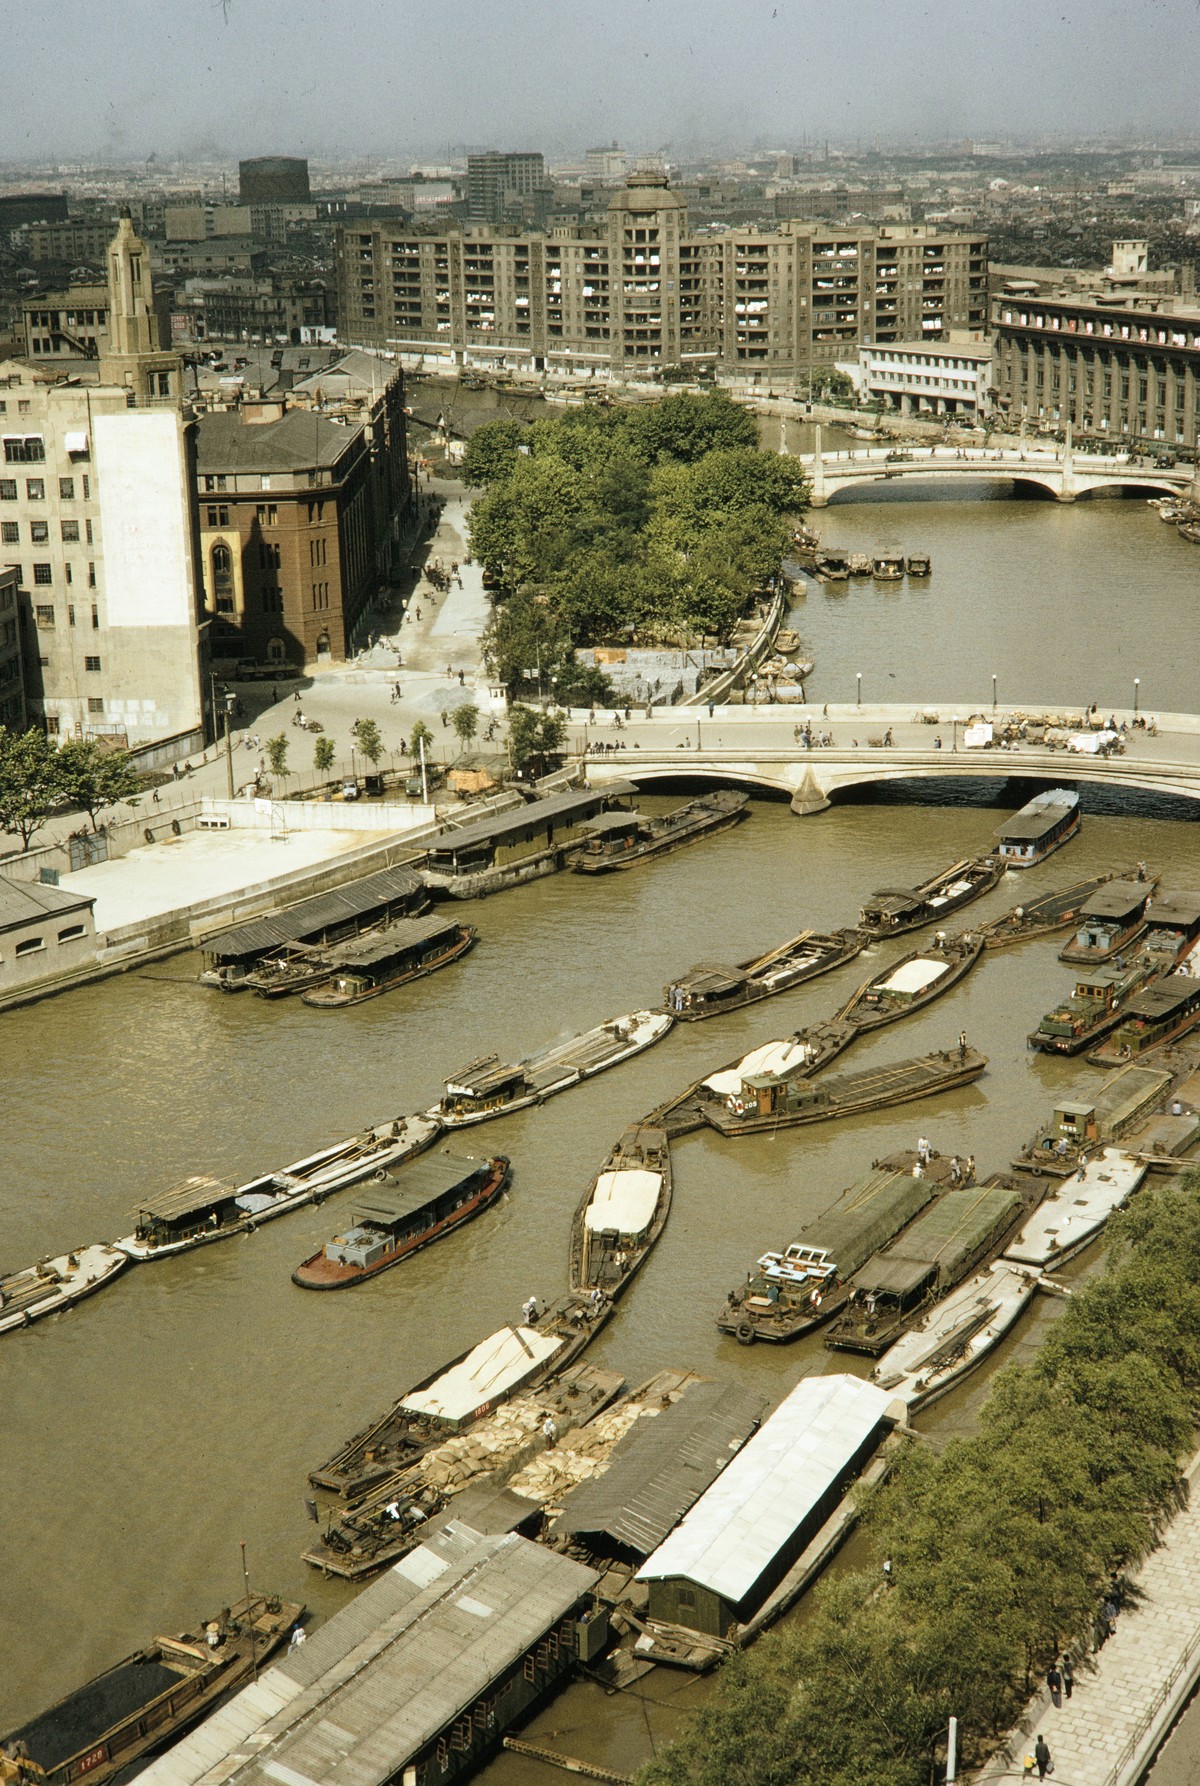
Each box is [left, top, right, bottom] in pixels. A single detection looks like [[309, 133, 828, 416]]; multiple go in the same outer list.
[[57, 924, 87, 943], [84, 655, 101, 672], [26, 479, 44, 500], [30, 520, 48, 544], [3, 436, 44, 463], [203, 475, 228, 492], [1, 522, 16, 544], [33, 563, 52, 585], [35, 604, 54, 627], [59, 477, 75, 500], [91, 602, 99, 628], [65, 564, 72, 586], [88, 563, 96, 589], [0, 479, 15, 500], [61, 519, 80, 542], [256, 503, 278, 524], [86, 696, 104, 713], [68, 603, 75, 625], [82, 475, 90, 499], [85, 518, 93, 544], [15, 936, 44, 957], [206, 504, 230, 527]]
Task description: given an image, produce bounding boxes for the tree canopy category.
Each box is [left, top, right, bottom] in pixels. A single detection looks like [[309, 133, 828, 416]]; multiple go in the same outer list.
[[465, 393, 809, 699]]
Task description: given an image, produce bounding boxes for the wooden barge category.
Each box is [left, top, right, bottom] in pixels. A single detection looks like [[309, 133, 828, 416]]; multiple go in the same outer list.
[[1058, 876, 1158, 965], [834, 933, 983, 1033], [115, 1116, 442, 1260], [429, 1009, 673, 1127], [1027, 960, 1157, 1056], [702, 1043, 988, 1138], [291, 1153, 509, 1289], [1012, 1064, 1174, 1176], [872, 1259, 1044, 1411], [568, 1125, 671, 1303], [1004, 1148, 1150, 1269], [664, 927, 868, 1020], [569, 791, 748, 874], [300, 916, 476, 1008], [1088, 975, 1200, 1067], [0, 1593, 301, 1786], [419, 783, 636, 899], [980, 873, 1123, 949], [994, 788, 1081, 869], [199, 866, 426, 990], [650, 1026, 856, 1139], [0, 1245, 128, 1338], [858, 856, 1001, 939]]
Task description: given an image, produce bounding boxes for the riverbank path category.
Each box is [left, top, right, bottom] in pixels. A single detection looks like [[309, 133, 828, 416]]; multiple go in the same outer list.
[[979, 1447, 1200, 1786]]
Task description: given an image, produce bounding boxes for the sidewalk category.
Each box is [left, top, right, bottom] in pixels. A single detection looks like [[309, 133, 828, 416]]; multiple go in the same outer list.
[[979, 1449, 1200, 1786]]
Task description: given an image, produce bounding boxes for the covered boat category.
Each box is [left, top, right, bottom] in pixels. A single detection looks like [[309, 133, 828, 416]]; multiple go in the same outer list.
[[703, 1043, 987, 1138], [1141, 891, 1200, 965], [420, 783, 636, 898], [430, 1010, 673, 1126], [1013, 1065, 1173, 1175], [570, 791, 748, 874], [1058, 877, 1157, 964], [872, 551, 905, 579], [716, 1163, 940, 1343], [569, 1125, 672, 1302], [825, 1177, 1029, 1355], [0, 1593, 301, 1786], [114, 1117, 442, 1260], [245, 940, 335, 999], [835, 933, 982, 1033], [1027, 960, 1155, 1055], [292, 1152, 510, 1288], [981, 873, 1121, 948], [664, 927, 867, 1020], [0, 1245, 128, 1338], [300, 916, 476, 1008], [859, 857, 1001, 938], [653, 1025, 856, 1138], [1088, 975, 1200, 1066], [199, 866, 426, 990], [994, 789, 1081, 868], [872, 1259, 1043, 1409], [905, 552, 931, 576]]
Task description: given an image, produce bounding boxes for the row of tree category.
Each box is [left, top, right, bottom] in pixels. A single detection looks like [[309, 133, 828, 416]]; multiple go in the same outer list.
[[0, 728, 143, 851], [462, 391, 810, 703], [641, 1171, 1200, 1786]]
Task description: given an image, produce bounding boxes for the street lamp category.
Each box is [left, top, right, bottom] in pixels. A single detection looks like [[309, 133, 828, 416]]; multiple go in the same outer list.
[[223, 692, 236, 799], [856, 672, 862, 708], [992, 674, 997, 714], [1134, 678, 1140, 719]]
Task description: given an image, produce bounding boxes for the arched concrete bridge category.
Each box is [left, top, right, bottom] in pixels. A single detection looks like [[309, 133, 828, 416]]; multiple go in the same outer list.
[[799, 430, 1197, 506], [572, 710, 1200, 816]]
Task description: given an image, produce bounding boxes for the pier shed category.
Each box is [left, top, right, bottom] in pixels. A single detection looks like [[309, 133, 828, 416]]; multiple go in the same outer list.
[[200, 864, 425, 983], [131, 1525, 603, 1786], [636, 1375, 896, 1639]]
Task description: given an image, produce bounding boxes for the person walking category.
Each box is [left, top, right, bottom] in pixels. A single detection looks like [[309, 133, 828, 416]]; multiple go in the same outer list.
[[1061, 1656, 1074, 1700], [1047, 1661, 1062, 1708], [1034, 1735, 1051, 1781]]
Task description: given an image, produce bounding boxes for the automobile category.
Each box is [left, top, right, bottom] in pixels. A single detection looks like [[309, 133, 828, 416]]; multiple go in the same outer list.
[[1154, 452, 1177, 468], [340, 780, 360, 801], [885, 449, 914, 462]]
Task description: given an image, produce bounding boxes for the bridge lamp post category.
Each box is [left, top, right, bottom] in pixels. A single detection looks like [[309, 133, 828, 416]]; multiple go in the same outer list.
[[992, 674, 998, 715], [856, 672, 862, 708], [1134, 678, 1140, 719]]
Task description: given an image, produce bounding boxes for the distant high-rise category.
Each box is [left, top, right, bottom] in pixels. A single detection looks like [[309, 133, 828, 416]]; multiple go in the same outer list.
[[466, 151, 546, 227], [585, 143, 626, 183], [238, 157, 310, 206]]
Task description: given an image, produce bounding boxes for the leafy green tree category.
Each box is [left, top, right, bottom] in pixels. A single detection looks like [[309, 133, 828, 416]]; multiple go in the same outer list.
[[0, 726, 64, 851], [460, 418, 530, 487], [355, 718, 384, 765], [468, 454, 589, 587], [55, 738, 141, 831], [265, 734, 289, 776], [623, 389, 760, 464], [410, 719, 435, 760], [314, 736, 336, 774], [450, 704, 479, 748], [506, 705, 566, 775]]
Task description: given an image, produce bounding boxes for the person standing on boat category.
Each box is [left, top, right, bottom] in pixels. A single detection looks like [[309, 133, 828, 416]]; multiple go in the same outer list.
[[542, 1415, 558, 1451], [522, 1295, 541, 1325]]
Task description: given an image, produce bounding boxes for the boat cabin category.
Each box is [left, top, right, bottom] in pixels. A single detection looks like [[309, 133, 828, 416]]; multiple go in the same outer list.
[[737, 1071, 830, 1120], [320, 1154, 495, 1270], [860, 889, 925, 931], [130, 1175, 247, 1248], [1049, 1099, 1099, 1148], [746, 1244, 838, 1307], [572, 810, 646, 862], [1036, 969, 1129, 1038], [1064, 881, 1153, 955], [1143, 892, 1200, 960], [872, 552, 905, 578], [302, 915, 468, 1006], [1108, 978, 1200, 1055], [995, 790, 1080, 865], [440, 1054, 530, 1117], [422, 785, 634, 882], [665, 963, 749, 1015], [200, 866, 426, 987]]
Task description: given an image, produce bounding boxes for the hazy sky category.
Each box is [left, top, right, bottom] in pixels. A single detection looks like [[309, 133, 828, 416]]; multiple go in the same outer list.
[[6, 0, 1200, 164]]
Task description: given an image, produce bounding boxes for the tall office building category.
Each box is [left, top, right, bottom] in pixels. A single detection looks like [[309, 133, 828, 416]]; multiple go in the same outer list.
[[466, 152, 547, 227], [238, 157, 311, 206]]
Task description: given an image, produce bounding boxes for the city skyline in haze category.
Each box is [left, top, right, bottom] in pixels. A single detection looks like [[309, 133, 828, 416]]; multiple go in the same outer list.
[[5, 0, 1200, 166]]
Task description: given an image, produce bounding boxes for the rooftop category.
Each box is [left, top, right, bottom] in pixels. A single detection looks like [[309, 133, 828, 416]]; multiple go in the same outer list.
[[0, 877, 94, 935], [195, 406, 360, 475]]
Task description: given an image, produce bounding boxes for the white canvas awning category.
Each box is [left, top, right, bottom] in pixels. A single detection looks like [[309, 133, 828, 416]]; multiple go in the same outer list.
[[400, 1325, 562, 1422], [584, 1167, 661, 1237], [705, 1037, 812, 1096], [880, 958, 949, 996]]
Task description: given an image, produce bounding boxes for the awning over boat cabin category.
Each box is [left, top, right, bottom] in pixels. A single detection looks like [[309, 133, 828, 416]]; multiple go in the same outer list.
[[443, 1054, 527, 1099], [319, 914, 462, 970], [584, 1167, 662, 1236], [995, 796, 1077, 841], [850, 1255, 937, 1300], [1079, 881, 1151, 922], [425, 784, 636, 864], [1119, 979, 1200, 1024], [1145, 892, 1200, 932], [202, 866, 424, 962], [672, 964, 748, 996], [862, 889, 924, 920], [134, 1174, 237, 1221], [577, 811, 645, 836], [346, 1151, 488, 1227], [400, 1324, 563, 1423]]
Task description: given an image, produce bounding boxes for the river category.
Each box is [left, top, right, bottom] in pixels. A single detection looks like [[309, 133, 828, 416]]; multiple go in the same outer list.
[[1, 480, 1198, 1782]]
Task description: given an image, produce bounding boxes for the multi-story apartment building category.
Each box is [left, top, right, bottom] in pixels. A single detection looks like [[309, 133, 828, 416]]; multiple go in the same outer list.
[[239, 157, 311, 206], [172, 277, 334, 345], [25, 217, 120, 265], [466, 152, 547, 227], [336, 173, 987, 382], [0, 213, 206, 747], [192, 353, 410, 668], [991, 246, 1200, 446]]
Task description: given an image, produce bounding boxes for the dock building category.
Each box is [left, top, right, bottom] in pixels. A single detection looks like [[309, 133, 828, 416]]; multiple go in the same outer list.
[[131, 1524, 604, 1786]]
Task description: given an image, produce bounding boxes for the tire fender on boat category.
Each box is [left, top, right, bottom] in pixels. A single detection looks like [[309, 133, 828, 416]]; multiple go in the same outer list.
[[736, 1321, 756, 1346]]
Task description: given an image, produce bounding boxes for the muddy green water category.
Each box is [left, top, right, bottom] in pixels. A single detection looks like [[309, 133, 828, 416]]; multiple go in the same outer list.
[[1, 485, 1198, 1782]]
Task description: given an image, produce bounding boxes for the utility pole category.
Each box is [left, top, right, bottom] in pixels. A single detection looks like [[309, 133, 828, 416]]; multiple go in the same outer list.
[[224, 692, 236, 799], [946, 1716, 958, 1784]]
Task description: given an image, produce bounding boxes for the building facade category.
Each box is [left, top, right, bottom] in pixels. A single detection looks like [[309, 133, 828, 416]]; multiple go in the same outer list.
[[0, 880, 98, 999], [466, 151, 547, 226], [0, 565, 26, 729], [853, 339, 993, 417], [238, 157, 311, 206], [336, 173, 987, 382], [171, 277, 334, 345]]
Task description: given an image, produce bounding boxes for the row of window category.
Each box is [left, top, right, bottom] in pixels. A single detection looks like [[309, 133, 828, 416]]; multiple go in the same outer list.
[[1, 475, 90, 502], [1, 519, 91, 543], [8, 923, 89, 962], [34, 603, 100, 637]]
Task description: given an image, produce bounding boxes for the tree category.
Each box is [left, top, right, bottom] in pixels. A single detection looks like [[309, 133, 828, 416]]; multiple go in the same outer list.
[[506, 705, 566, 776], [265, 734, 289, 776], [410, 720, 434, 760], [55, 738, 141, 831], [0, 727, 64, 851], [313, 736, 335, 774], [460, 418, 530, 487], [355, 718, 384, 765], [451, 704, 479, 748], [623, 389, 760, 464]]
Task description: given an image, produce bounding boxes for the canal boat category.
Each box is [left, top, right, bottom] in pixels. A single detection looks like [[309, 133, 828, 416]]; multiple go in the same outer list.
[[825, 1176, 1031, 1356], [1058, 876, 1158, 964], [0, 1592, 302, 1786], [299, 916, 476, 1008], [649, 1023, 857, 1138], [703, 1043, 988, 1138], [0, 1245, 128, 1337], [302, 1364, 627, 1579], [1087, 975, 1200, 1067], [1004, 1148, 1149, 1268], [429, 1009, 673, 1127], [419, 782, 637, 899], [569, 1125, 671, 1302], [1012, 1064, 1174, 1176], [815, 552, 851, 582], [245, 941, 335, 999], [1027, 959, 1156, 1056], [871, 1259, 1044, 1411], [1140, 891, 1200, 965], [848, 552, 873, 575], [858, 856, 1002, 938], [980, 873, 1123, 949], [199, 866, 427, 990], [292, 1152, 510, 1289], [834, 932, 983, 1033], [905, 552, 931, 576], [569, 791, 748, 874], [872, 551, 905, 580], [310, 1304, 619, 1500], [114, 1117, 442, 1260], [716, 1162, 940, 1344], [663, 926, 868, 1020], [994, 788, 1081, 868]]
